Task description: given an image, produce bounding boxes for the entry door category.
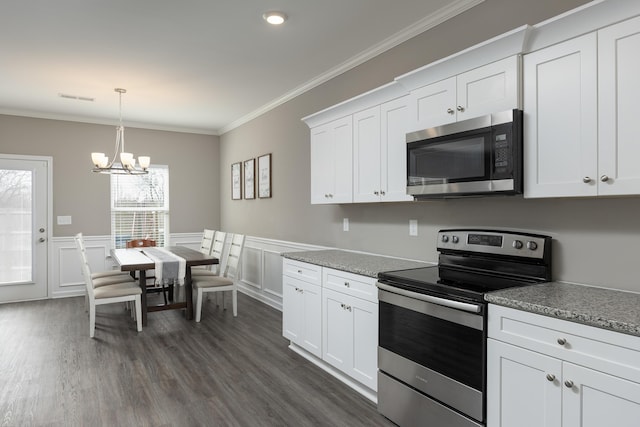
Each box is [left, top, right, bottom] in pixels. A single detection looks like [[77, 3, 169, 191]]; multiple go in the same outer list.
[[0, 156, 50, 302]]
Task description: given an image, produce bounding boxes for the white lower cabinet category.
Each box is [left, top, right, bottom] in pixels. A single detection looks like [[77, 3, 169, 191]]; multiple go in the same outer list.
[[282, 258, 379, 395], [487, 305, 640, 427], [282, 259, 322, 358], [322, 288, 378, 390]]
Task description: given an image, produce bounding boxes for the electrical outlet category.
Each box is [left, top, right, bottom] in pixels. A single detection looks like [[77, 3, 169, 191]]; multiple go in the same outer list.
[[343, 218, 349, 232], [409, 219, 418, 236]]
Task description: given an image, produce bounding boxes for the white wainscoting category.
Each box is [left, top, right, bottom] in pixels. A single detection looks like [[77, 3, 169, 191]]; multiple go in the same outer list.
[[239, 236, 328, 311], [50, 233, 326, 311]]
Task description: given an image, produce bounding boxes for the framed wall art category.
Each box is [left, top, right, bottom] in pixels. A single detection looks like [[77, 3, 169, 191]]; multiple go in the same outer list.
[[244, 158, 255, 199], [231, 162, 242, 200], [257, 153, 272, 198]]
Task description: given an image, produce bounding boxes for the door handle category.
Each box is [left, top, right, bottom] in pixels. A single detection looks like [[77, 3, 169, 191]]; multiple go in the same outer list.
[[39, 238, 46, 243]]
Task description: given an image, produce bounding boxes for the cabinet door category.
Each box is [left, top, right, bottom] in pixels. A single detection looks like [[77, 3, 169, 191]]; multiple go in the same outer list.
[[300, 280, 322, 358], [409, 77, 456, 131], [350, 294, 378, 390], [380, 96, 413, 202], [598, 16, 640, 196], [323, 288, 353, 372], [523, 33, 598, 198], [457, 55, 520, 120], [332, 116, 353, 203], [282, 275, 304, 343], [282, 275, 322, 358], [487, 339, 562, 427], [563, 362, 640, 427], [310, 123, 335, 204], [309, 116, 353, 204], [353, 106, 382, 203]]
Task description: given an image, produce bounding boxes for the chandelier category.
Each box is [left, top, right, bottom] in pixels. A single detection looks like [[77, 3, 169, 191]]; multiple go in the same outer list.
[[91, 88, 150, 175]]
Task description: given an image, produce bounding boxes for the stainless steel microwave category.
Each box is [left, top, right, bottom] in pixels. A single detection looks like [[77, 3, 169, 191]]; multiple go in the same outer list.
[[406, 109, 523, 198]]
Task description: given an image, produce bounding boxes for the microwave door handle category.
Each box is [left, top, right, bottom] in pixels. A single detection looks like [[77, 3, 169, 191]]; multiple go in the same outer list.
[[376, 282, 481, 313]]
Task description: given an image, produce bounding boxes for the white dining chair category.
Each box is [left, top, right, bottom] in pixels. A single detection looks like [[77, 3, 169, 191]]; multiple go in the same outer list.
[[75, 233, 133, 282], [191, 229, 216, 274], [74, 233, 135, 311], [192, 230, 226, 278], [77, 246, 143, 338], [193, 233, 244, 322]]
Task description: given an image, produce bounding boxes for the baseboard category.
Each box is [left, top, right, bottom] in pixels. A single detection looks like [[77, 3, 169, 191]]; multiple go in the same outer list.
[[287, 342, 377, 404]]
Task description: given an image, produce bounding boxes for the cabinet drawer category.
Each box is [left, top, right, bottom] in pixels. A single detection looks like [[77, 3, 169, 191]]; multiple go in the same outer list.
[[323, 267, 378, 303], [282, 258, 321, 286], [488, 304, 640, 383]]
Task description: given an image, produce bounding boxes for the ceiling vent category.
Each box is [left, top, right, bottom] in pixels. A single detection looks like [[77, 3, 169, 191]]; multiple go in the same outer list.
[[58, 93, 95, 102]]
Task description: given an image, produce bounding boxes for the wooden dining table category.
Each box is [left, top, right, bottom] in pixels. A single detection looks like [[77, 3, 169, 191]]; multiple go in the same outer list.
[[110, 246, 218, 325]]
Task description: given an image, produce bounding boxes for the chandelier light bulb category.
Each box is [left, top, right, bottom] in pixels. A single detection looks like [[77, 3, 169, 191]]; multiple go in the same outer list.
[[138, 156, 151, 169]]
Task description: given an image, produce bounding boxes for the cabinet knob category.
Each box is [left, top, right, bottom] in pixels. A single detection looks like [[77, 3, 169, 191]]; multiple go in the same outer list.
[[546, 374, 556, 382], [600, 175, 609, 182], [297, 269, 302, 274], [564, 380, 574, 389], [374, 191, 379, 195], [447, 108, 455, 115], [583, 176, 592, 183], [456, 105, 465, 112], [344, 282, 350, 288], [557, 338, 567, 346], [380, 190, 385, 196]]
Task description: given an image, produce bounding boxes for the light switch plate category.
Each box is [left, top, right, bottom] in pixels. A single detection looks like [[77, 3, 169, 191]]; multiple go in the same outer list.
[[343, 218, 349, 232], [409, 219, 418, 236], [57, 215, 72, 225]]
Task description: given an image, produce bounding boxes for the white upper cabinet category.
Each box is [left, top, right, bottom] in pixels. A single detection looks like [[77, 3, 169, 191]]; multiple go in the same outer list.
[[304, 82, 409, 205], [457, 56, 520, 120], [309, 116, 353, 204], [353, 96, 413, 203], [407, 77, 457, 129], [597, 15, 640, 196], [524, 15, 640, 198], [407, 56, 520, 131], [523, 33, 598, 198]]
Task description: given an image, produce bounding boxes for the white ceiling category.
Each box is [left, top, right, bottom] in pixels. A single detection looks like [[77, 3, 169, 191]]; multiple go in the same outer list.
[[0, 0, 481, 135]]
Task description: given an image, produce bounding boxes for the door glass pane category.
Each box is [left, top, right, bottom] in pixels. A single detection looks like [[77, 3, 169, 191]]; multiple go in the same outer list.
[[0, 169, 32, 285]]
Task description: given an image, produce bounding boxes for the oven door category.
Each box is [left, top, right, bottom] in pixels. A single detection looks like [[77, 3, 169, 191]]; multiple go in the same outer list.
[[377, 283, 486, 423]]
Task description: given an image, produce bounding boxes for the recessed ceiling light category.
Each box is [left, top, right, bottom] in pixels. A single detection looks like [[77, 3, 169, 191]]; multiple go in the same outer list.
[[263, 11, 287, 25]]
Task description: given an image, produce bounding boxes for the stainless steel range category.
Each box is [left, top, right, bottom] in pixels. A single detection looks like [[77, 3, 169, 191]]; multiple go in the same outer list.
[[376, 229, 552, 427]]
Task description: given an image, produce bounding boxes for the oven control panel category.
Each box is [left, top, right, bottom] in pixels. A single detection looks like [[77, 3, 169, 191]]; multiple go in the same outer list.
[[437, 229, 550, 259]]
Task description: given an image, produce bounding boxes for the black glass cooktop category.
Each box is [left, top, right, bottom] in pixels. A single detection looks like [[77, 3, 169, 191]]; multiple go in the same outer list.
[[378, 265, 541, 304]]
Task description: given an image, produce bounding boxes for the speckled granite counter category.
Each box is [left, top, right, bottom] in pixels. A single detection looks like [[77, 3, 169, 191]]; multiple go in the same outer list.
[[281, 249, 430, 278], [486, 282, 640, 338]]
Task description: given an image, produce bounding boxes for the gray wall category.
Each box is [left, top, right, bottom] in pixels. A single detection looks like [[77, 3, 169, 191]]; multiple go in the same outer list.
[[219, 0, 640, 293], [0, 115, 221, 236]]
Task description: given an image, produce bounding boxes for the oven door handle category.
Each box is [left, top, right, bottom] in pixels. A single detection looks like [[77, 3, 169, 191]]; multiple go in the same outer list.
[[376, 282, 481, 313]]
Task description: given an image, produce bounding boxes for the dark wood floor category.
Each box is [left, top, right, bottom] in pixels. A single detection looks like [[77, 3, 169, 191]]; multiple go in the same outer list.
[[0, 291, 395, 427]]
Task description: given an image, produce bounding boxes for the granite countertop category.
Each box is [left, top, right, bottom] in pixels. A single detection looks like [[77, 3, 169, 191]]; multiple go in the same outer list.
[[281, 249, 430, 278], [486, 282, 640, 338]]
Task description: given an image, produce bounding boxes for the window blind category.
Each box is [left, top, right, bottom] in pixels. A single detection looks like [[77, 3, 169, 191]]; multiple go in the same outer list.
[[110, 166, 169, 248]]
